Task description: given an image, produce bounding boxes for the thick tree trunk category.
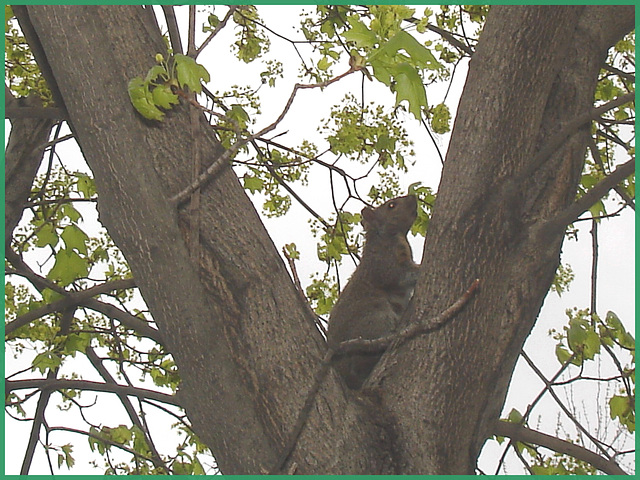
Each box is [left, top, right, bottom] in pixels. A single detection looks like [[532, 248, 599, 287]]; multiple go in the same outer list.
[[373, 5, 634, 474], [15, 4, 633, 474], [18, 5, 385, 474]]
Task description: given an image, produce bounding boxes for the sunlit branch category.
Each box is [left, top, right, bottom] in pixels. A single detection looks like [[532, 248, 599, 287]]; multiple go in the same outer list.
[[494, 420, 628, 475]]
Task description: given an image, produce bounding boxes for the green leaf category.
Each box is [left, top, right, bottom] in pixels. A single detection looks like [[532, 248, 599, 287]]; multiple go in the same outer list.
[[609, 395, 635, 432], [555, 344, 574, 365], [128, 77, 165, 121], [343, 17, 378, 48], [63, 333, 92, 356], [61, 444, 75, 469], [61, 224, 89, 255], [174, 54, 210, 93], [144, 64, 169, 84], [35, 223, 59, 248], [317, 56, 332, 71], [605, 311, 635, 349], [393, 62, 428, 120], [75, 173, 96, 199], [48, 248, 90, 286], [151, 84, 179, 109], [506, 408, 523, 423], [371, 30, 440, 70], [32, 351, 62, 374], [110, 425, 133, 445], [243, 174, 264, 194], [430, 102, 451, 134]]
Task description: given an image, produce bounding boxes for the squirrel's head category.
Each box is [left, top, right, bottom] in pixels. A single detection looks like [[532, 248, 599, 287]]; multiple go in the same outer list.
[[361, 195, 417, 236]]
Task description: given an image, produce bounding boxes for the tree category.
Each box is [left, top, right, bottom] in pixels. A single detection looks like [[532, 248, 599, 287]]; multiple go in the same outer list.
[[5, 5, 635, 475]]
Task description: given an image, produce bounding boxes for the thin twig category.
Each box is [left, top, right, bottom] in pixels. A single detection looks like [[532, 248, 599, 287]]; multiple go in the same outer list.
[[521, 351, 612, 459], [170, 67, 358, 206], [85, 347, 169, 473], [195, 6, 238, 59]]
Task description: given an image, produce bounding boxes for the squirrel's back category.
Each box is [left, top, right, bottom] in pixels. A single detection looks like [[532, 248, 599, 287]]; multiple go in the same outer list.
[[327, 195, 419, 389]]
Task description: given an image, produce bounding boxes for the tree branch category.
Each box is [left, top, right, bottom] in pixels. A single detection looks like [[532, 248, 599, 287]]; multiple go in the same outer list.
[[543, 158, 635, 234], [85, 347, 169, 472], [161, 5, 183, 55], [521, 92, 635, 182], [493, 420, 628, 475], [6, 378, 182, 407], [5, 278, 137, 336], [195, 6, 238, 58], [170, 67, 357, 206]]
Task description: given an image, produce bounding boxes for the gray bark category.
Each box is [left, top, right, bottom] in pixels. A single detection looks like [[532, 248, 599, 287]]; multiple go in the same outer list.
[[373, 5, 634, 474], [13, 4, 633, 474], [4, 90, 55, 245]]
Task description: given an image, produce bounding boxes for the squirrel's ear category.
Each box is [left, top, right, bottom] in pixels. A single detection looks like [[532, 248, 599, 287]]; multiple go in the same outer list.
[[361, 206, 376, 228]]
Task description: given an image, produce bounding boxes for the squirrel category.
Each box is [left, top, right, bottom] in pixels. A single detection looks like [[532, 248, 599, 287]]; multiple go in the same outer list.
[[326, 195, 420, 389]]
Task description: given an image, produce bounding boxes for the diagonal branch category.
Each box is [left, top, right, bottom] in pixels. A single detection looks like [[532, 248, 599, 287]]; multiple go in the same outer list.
[[542, 158, 635, 234], [520, 351, 612, 459], [195, 6, 238, 59], [520, 92, 635, 182], [85, 347, 169, 472], [493, 420, 628, 475], [5, 278, 137, 336]]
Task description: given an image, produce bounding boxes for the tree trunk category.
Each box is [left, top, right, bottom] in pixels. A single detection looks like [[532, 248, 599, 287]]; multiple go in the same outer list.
[[373, 5, 634, 474], [15, 4, 633, 474]]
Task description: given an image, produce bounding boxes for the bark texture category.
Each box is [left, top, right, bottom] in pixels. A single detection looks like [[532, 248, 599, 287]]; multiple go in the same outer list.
[[13, 4, 634, 475], [372, 5, 634, 474], [18, 5, 382, 474], [4, 90, 56, 244]]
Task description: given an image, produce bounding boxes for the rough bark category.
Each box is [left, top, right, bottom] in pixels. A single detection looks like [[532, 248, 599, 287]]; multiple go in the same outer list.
[[13, 4, 633, 475], [18, 5, 384, 474], [4, 90, 56, 245], [372, 5, 634, 474]]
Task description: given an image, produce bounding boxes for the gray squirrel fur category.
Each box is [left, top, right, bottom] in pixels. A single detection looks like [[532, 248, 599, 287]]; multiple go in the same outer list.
[[326, 195, 420, 389]]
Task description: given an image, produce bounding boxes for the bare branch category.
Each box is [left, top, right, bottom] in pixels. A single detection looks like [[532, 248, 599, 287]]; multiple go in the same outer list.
[[195, 6, 238, 59], [6, 378, 182, 407], [47, 425, 170, 470], [521, 351, 613, 459], [543, 158, 635, 234], [494, 420, 628, 475], [85, 347, 169, 472], [161, 5, 183, 55], [5, 278, 137, 336], [405, 17, 475, 56], [170, 67, 358, 206], [521, 92, 635, 182]]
